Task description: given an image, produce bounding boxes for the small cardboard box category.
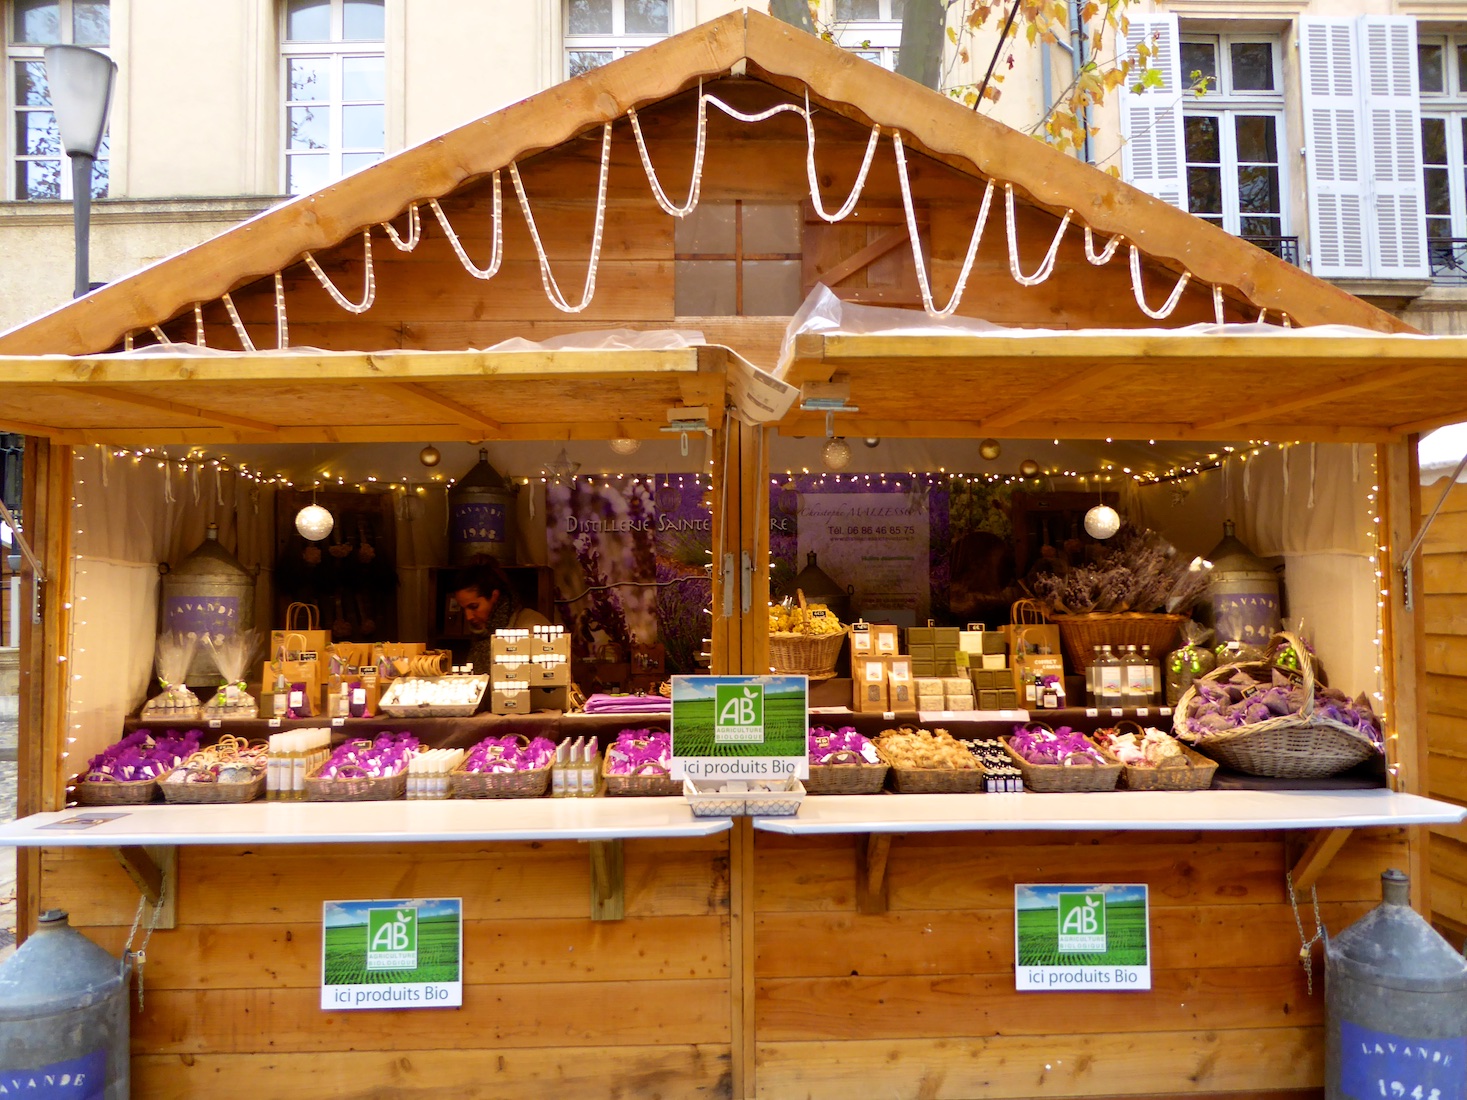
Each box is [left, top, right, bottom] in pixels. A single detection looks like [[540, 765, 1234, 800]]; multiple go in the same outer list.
[[492, 631, 571, 658], [491, 683, 532, 714], [852, 657, 890, 713], [530, 685, 568, 713]]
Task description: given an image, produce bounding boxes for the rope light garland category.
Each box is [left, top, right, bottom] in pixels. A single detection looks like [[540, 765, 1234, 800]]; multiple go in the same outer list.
[[302, 229, 376, 314], [510, 122, 612, 314], [429, 181, 503, 280], [126, 80, 1302, 349]]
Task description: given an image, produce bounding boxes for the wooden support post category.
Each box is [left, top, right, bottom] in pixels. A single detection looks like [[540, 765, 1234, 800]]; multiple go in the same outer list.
[[730, 816, 756, 1100], [1287, 827, 1354, 894], [112, 845, 178, 930], [856, 833, 893, 915], [588, 839, 624, 922]]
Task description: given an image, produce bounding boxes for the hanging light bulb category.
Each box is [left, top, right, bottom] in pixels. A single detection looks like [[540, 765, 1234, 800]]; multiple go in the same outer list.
[[1084, 503, 1121, 539], [419, 444, 441, 467], [821, 438, 852, 471], [609, 438, 642, 456], [295, 502, 334, 541]]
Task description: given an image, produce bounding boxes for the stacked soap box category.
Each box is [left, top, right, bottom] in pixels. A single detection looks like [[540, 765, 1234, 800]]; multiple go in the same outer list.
[[907, 623, 961, 677], [914, 676, 975, 712], [490, 627, 571, 714], [850, 623, 904, 713]]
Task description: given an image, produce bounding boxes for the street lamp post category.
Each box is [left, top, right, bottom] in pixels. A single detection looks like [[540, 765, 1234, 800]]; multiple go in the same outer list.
[[42, 44, 116, 299]]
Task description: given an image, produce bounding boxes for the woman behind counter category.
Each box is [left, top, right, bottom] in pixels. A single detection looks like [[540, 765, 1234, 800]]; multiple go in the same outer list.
[[449, 564, 551, 674]]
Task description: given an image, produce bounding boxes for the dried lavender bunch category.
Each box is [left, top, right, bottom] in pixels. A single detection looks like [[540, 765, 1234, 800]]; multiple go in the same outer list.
[[1030, 525, 1209, 615]]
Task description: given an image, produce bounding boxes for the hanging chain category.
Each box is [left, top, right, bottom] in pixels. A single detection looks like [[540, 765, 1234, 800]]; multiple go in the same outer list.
[[121, 888, 167, 1010], [1286, 870, 1327, 995]]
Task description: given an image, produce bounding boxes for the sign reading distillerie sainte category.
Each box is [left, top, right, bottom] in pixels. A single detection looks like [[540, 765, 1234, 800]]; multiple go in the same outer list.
[[321, 898, 463, 1010], [670, 675, 809, 781]]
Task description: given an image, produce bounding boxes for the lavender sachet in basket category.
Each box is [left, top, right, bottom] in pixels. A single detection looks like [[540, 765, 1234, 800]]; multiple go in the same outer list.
[[605, 730, 671, 775], [809, 726, 879, 765], [86, 728, 201, 783], [317, 732, 420, 779], [463, 735, 556, 774], [1009, 724, 1108, 766]]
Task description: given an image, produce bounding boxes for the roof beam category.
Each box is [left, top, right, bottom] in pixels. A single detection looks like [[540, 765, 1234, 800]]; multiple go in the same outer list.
[[977, 363, 1134, 431], [87, 387, 277, 434], [378, 381, 503, 433], [1192, 363, 1437, 433]]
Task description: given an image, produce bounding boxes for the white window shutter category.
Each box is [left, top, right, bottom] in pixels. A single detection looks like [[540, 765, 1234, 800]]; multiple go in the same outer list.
[[1359, 16, 1429, 278], [1119, 14, 1186, 211], [1300, 19, 1369, 278]]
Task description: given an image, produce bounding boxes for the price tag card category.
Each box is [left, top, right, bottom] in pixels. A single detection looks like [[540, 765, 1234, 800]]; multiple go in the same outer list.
[[1085, 708, 1099, 718], [208, 719, 222, 729], [1110, 708, 1124, 717], [883, 712, 896, 721], [1136, 708, 1149, 717], [331, 718, 345, 727], [268, 718, 282, 728], [1160, 707, 1173, 717]]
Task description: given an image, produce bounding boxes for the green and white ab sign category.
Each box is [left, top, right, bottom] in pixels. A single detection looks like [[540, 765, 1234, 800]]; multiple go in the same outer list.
[[322, 897, 462, 1010], [1015, 884, 1151, 991], [670, 675, 809, 780], [714, 682, 764, 743], [367, 905, 419, 970]]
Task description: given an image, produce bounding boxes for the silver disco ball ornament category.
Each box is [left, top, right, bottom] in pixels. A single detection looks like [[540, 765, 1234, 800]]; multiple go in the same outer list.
[[419, 445, 441, 467], [295, 503, 335, 541], [821, 438, 853, 471], [1084, 503, 1122, 540], [609, 438, 642, 455]]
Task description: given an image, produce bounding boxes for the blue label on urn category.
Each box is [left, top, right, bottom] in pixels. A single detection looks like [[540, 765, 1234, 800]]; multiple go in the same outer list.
[[1340, 1019, 1466, 1100], [1212, 591, 1280, 646], [0, 1048, 107, 1097], [164, 595, 240, 641], [451, 502, 506, 545]]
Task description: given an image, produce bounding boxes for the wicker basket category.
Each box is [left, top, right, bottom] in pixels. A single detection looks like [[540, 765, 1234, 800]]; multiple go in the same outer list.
[[684, 778, 805, 817], [602, 759, 681, 797], [160, 770, 266, 804], [73, 775, 160, 805], [451, 762, 552, 799], [1117, 743, 1218, 791], [304, 762, 409, 802], [1175, 630, 1381, 779], [768, 630, 847, 680], [1052, 612, 1187, 672], [805, 750, 890, 795], [1002, 738, 1122, 793], [887, 764, 984, 793]]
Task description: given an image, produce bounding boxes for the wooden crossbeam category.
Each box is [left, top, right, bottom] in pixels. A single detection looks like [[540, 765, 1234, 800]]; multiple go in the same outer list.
[[1289, 827, 1353, 893], [88, 386, 277, 434], [383, 381, 503, 433], [1193, 364, 1436, 432], [815, 226, 911, 289], [977, 363, 1134, 431]]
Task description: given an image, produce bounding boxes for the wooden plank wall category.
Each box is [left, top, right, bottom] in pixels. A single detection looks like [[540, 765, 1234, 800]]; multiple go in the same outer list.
[[41, 837, 732, 1099], [753, 828, 1405, 1099], [1423, 479, 1467, 941]]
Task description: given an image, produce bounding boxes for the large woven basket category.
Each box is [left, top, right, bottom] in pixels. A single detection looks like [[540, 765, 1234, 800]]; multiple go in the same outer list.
[[73, 775, 160, 805], [886, 764, 984, 793], [1002, 738, 1122, 793], [1052, 612, 1187, 672], [768, 630, 847, 680], [805, 750, 890, 795], [305, 762, 409, 802], [602, 759, 680, 797], [1175, 631, 1381, 779], [451, 762, 552, 799]]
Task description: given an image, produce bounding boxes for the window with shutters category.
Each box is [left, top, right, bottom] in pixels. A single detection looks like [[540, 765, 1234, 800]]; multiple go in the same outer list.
[[564, 0, 670, 79], [7, 0, 111, 201], [281, 0, 386, 196], [1179, 34, 1294, 264], [1118, 14, 1187, 211], [829, 0, 903, 71], [1418, 33, 1467, 280]]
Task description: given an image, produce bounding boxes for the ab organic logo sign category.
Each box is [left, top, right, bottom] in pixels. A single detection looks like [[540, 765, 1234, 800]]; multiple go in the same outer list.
[[366, 906, 419, 971], [714, 683, 764, 743], [1057, 892, 1107, 953]]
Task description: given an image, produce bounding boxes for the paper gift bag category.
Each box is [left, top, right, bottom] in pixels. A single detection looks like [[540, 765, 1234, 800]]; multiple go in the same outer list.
[[269, 603, 331, 678], [1010, 624, 1065, 702], [266, 657, 322, 717]]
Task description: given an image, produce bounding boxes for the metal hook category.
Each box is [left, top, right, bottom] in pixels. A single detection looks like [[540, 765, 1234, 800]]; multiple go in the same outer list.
[[825, 410, 834, 439], [681, 430, 690, 457]]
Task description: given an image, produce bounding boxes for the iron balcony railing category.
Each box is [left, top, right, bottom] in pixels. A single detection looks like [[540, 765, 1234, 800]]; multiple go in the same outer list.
[[1241, 235, 1301, 266], [1429, 238, 1467, 281]]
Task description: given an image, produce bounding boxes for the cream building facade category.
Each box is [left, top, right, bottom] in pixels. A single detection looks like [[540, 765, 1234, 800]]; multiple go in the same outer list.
[[1, 0, 1464, 333]]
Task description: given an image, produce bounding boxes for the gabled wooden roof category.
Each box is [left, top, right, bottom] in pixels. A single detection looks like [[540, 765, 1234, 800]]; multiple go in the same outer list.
[[0, 7, 1410, 361]]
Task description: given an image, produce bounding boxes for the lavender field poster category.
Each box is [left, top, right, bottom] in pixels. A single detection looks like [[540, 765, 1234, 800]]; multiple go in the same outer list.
[[546, 476, 712, 674]]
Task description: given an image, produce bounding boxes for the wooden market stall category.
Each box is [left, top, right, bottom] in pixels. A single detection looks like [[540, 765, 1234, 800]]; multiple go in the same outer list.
[[2, 10, 1466, 1099]]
